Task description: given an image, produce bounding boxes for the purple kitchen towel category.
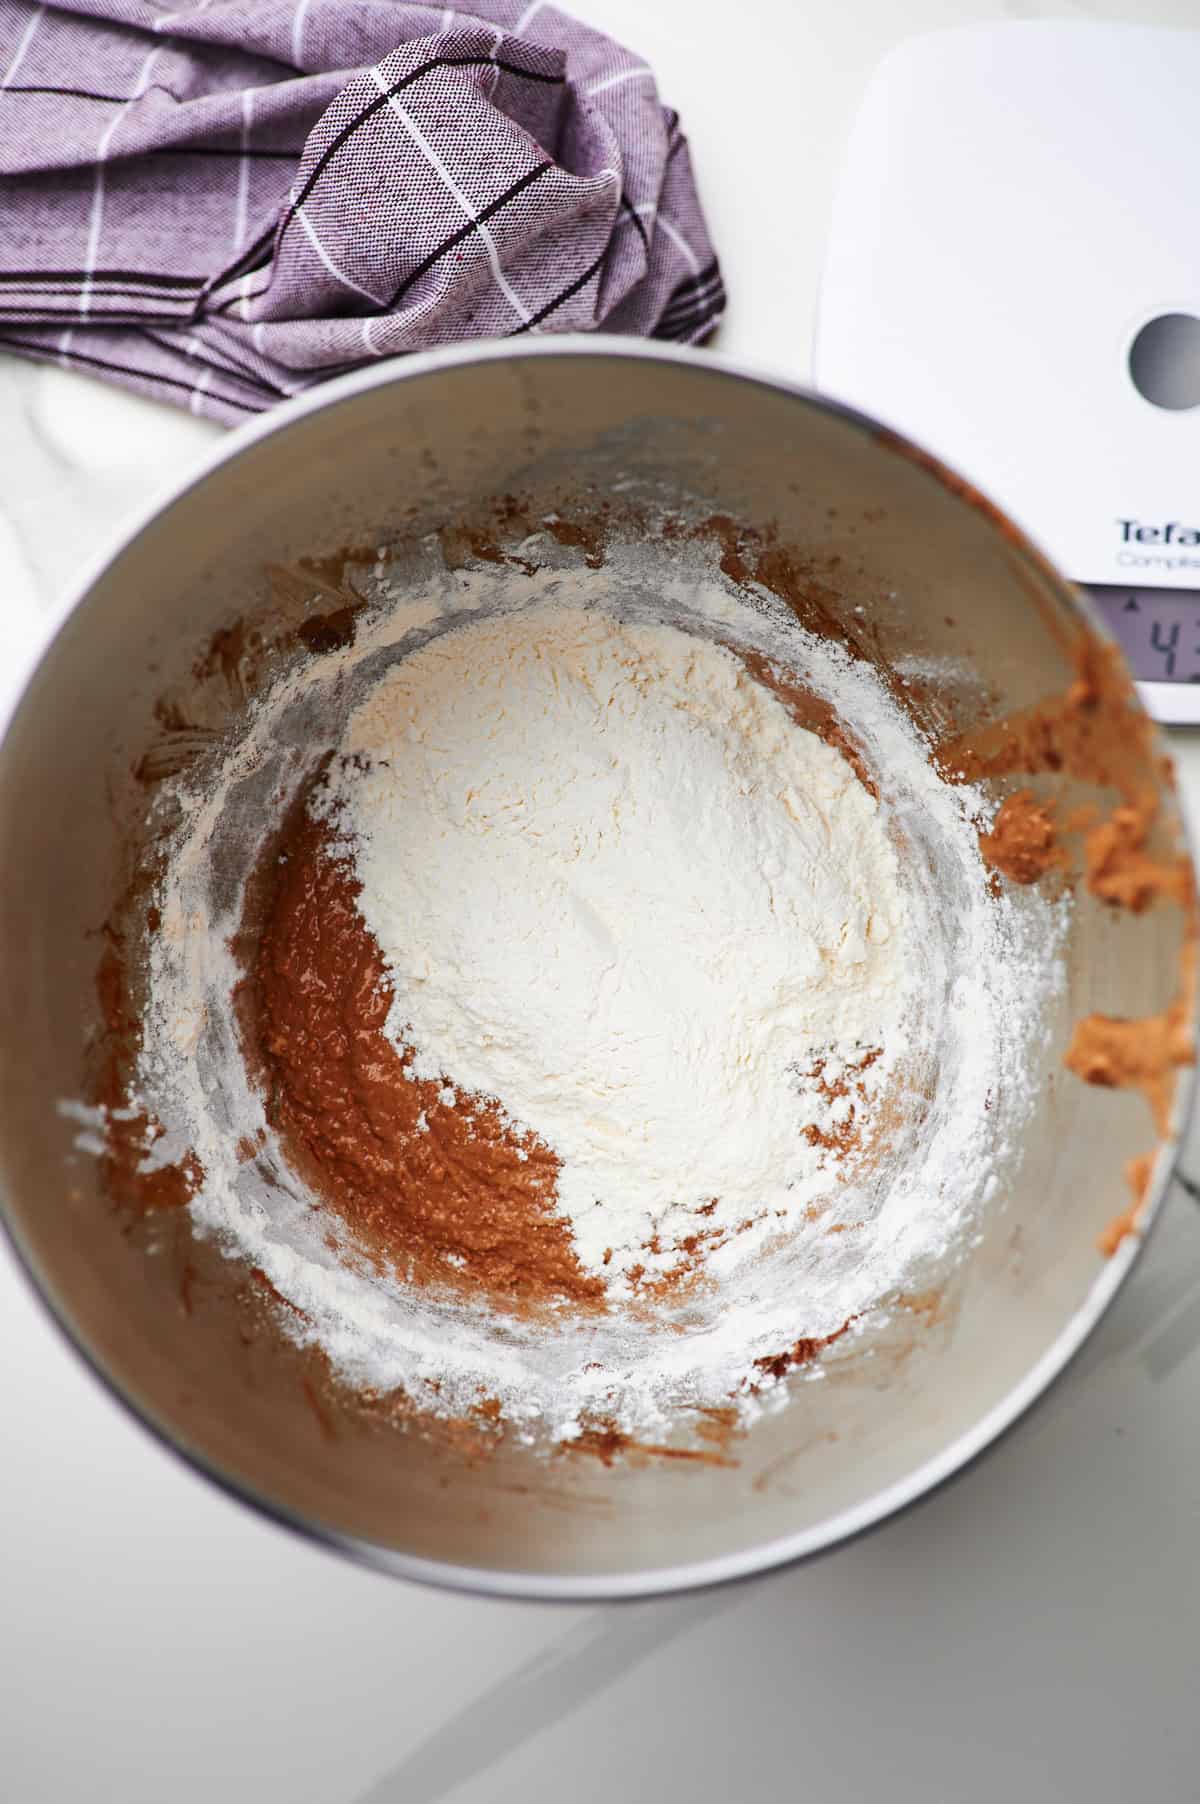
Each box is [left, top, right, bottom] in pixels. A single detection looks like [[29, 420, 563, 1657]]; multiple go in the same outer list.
[[0, 0, 724, 422]]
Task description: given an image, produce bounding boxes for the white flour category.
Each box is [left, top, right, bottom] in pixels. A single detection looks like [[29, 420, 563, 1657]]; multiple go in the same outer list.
[[128, 544, 1064, 1440], [320, 607, 909, 1291]]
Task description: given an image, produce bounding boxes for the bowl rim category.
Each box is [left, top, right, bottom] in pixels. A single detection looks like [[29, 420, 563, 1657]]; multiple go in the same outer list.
[[1, 332, 1195, 1601]]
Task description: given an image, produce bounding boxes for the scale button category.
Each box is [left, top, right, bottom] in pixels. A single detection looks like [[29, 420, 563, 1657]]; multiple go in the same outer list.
[[1128, 312, 1200, 410]]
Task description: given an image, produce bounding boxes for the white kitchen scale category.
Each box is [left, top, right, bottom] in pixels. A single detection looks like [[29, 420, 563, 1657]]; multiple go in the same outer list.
[[813, 20, 1200, 725]]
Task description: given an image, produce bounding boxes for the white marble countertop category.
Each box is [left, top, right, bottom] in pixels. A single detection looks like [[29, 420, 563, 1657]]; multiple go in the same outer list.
[[5, 3, 1200, 1800]]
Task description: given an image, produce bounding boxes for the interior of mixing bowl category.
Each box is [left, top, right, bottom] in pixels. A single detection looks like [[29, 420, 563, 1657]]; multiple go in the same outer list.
[[0, 345, 1192, 1596]]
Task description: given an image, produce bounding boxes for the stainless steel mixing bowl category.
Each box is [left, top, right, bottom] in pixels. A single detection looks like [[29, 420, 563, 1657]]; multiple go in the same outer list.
[[0, 340, 1193, 1598]]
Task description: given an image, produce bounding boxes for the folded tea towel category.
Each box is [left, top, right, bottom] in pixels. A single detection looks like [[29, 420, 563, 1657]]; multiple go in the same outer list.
[[0, 0, 724, 420]]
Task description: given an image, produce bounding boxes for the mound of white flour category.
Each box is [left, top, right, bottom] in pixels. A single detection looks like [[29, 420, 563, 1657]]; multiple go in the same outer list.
[[319, 606, 909, 1292], [132, 549, 1064, 1439]]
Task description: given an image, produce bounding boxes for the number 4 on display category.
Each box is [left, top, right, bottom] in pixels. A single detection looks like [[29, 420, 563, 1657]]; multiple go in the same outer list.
[[1151, 619, 1180, 676]]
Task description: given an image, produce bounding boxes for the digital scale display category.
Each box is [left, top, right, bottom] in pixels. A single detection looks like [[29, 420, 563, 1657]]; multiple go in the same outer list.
[[1087, 586, 1200, 726]]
